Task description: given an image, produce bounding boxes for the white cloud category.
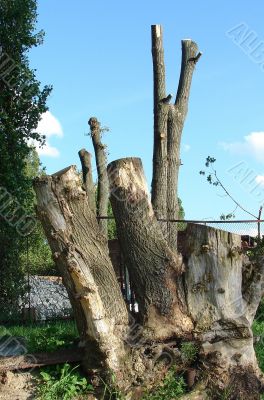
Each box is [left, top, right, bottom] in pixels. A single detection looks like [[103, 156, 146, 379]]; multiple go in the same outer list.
[[37, 143, 60, 157], [33, 111, 63, 157], [183, 144, 191, 152], [255, 175, 264, 187], [220, 132, 264, 163], [36, 111, 63, 138]]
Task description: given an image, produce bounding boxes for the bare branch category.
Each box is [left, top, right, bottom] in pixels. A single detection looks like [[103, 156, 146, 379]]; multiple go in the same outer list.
[[213, 169, 258, 219]]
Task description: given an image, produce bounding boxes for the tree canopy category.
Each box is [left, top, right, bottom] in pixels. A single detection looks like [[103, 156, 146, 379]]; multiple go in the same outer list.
[[0, 0, 52, 315]]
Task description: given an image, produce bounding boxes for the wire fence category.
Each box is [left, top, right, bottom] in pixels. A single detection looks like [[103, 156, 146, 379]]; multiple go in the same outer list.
[[1, 219, 263, 323]]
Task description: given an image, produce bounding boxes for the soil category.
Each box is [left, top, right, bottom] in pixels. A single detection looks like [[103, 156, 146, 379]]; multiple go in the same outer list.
[[0, 371, 37, 400], [0, 371, 97, 399]]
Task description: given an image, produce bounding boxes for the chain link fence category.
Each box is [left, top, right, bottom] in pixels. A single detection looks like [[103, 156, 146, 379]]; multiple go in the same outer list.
[[1, 219, 263, 323]]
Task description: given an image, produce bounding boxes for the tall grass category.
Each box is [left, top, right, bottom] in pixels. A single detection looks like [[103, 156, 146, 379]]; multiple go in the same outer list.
[[0, 320, 79, 353]]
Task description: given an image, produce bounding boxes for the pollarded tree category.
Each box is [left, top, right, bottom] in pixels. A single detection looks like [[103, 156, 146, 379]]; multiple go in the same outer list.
[[34, 26, 264, 399]]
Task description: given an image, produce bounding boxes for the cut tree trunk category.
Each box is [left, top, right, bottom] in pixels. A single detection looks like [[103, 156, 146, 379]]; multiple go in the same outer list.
[[166, 40, 201, 251], [179, 223, 264, 398], [89, 117, 109, 238], [78, 149, 96, 213], [108, 157, 264, 398], [108, 157, 193, 339], [34, 161, 264, 398], [151, 25, 201, 250], [33, 166, 128, 376], [151, 25, 168, 235]]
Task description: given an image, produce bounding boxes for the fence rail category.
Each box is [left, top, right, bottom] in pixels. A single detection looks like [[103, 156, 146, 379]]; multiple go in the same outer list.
[[1, 219, 263, 323]]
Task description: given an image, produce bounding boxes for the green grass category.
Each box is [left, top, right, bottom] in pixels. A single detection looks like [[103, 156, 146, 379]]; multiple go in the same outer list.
[[253, 320, 264, 372], [0, 320, 79, 353]]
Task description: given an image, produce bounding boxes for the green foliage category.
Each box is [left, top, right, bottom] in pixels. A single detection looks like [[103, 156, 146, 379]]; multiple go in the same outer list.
[[20, 148, 56, 276], [252, 319, 264, 372], [0, 320, 79, 353], [219, 213, 235, 221], [199, 156, 218, 186], [143, 369, 186, 400], [246, 235, 264, 259], [255, 297, 264, 320], [37, 363, 93, 400], [0, 0, 52, 312], [107, 201, 117, 240], [180, 342, 198, 365]]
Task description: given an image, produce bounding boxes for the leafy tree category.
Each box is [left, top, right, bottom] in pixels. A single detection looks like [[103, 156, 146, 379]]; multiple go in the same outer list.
[[21, 148, 56, 276], [0, 0, 52, 316]]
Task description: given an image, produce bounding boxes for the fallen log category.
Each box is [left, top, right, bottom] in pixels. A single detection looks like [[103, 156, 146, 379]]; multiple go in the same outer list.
[[0, 347, 83, 372]]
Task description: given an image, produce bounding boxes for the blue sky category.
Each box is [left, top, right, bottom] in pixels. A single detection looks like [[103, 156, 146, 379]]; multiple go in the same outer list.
[[30, 0, 264, 221]]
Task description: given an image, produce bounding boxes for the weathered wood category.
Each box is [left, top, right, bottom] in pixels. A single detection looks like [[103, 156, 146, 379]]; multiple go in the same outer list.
[[167, 40, 201, 250], [89, 117, 109, 238], [0, 348, 83, 372], [180, 223, 264, 396], [33, 166, 128, 375], [151, 26, 201, 250], [151, 25, 168, 235], [108, 157, 193, 339], [78, 149, 96, 213]]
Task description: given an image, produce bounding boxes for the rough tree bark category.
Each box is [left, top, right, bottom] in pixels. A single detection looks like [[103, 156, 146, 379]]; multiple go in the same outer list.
[[34, 160, 264, 398], [89, 117, 109, 238], [151, 24, 201, 249], [33, 167, 128, 376], [151, 25, 168, 235], [108, 158, 264, 398], [108, 157, 193, 339], [78, 149, 96, 213]]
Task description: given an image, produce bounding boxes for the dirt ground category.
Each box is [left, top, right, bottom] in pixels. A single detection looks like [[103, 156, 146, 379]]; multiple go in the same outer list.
[[0, 371, 37, 400]]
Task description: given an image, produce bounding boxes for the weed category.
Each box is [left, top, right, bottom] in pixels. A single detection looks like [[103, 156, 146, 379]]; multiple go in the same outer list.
[[143, 368, 187, 399], [180, 342, 198, 365], [37, 363, 93, 400]]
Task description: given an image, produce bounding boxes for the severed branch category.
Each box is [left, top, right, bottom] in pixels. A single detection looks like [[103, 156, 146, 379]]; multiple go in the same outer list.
[[151, 25, 166, 105], [175, 39, 201, 116], [151, 25, 168, 234], [167, 39, 201, 250], [78, 148, 96, 213], [88, 117, 109, 238], [151, 26, 201, 249]]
